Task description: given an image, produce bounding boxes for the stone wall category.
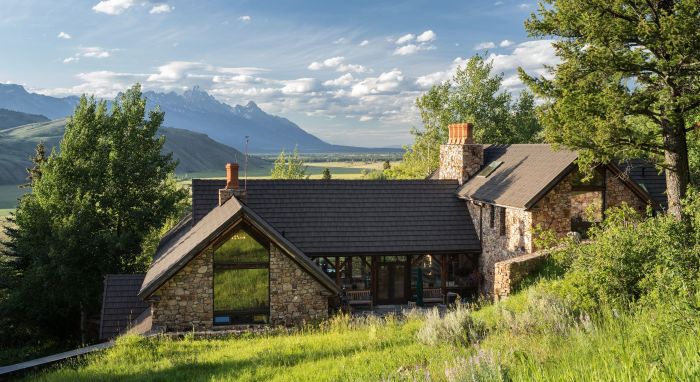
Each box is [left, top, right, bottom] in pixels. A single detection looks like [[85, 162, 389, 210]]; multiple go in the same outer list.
[[149, 248, 214, 332], [269, 244, 329, 326], [570, 190, 603, 221], [606, 170, 647, 213], [493, 251, 549, 300], [531, 172, 575, 241], [467, 202, 533, 296], [439, 144, 483, 184]]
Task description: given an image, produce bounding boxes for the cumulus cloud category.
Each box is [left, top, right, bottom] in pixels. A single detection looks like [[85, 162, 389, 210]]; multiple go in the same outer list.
[[416, 30, 436, 43], [57, 31, 72, 39], [323, 73, 355, 87], [395, 33, 415, 44], [63, 57, 79, 64], [149, 3, 173, 14], [92, 0, 136, 15], [307, 56, 369, 73], [499, 39, 515, 47], [359, 40, 369, 47], [350, 69, 404, 97], [239, 15, 251, 21], [474, 41, 496, 50], [147, 61, 209, 82], [63, 47, 114, 63], [281, 78, 320, 95], [393, 30, 437, 55]]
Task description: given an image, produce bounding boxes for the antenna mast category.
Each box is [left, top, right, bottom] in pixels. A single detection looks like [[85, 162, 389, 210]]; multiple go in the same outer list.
[[244, 135, 249, 191]]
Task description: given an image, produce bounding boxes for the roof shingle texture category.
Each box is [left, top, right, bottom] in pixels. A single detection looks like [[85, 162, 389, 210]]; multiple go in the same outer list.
[[617, 159, 667, 209], [100, 274, 148, 339], [457, 144, 578, 209], [192, 179, 481, 256]]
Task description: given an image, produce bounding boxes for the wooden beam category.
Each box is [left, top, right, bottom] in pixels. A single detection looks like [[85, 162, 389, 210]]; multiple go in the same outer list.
[[440, 254, 447, 297]]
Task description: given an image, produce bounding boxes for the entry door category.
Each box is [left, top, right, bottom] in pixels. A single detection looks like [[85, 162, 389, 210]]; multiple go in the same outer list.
[[375, 258, 407, 304]]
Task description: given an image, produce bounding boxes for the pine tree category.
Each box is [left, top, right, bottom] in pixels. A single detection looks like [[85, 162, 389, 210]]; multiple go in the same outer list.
[[322, 168, 331, 180]]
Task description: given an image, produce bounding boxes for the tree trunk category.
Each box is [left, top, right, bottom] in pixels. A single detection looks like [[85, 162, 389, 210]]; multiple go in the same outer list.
[[662, 119, 691, 221]]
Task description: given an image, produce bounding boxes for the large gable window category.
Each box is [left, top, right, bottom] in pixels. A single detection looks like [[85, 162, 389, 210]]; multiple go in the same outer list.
[[213, 228, 270, 325]]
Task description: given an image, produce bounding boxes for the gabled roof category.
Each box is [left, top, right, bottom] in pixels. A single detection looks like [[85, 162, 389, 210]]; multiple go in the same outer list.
[[616, 159, 667, 209], [139, 196, 340, 299], [192, 179, 482, 256], [457, 144, 579, 209], [100, 274, 148, 339]]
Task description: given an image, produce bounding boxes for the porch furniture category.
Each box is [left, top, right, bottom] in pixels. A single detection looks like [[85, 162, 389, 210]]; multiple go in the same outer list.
[[423, 288, 445, 304], [346, 290, 373, 309]]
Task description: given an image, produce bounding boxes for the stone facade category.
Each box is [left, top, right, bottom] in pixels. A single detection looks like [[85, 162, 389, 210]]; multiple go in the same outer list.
[[530, 172, 575, 240], [149, 248, 214, 332], [269, 244, 329, 326], [148, 236, 330, 331], [570, 191, 603, 222], [606, 171, 647, 213], [439, 144, 483, 184]]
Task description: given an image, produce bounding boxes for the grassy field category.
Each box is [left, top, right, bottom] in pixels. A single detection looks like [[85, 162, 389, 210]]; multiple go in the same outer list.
[[178, 161, 392, 182], [31, 283, 699, 382]]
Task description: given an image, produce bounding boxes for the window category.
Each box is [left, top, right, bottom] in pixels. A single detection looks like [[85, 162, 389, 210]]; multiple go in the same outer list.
[[489, 205, 495, 229], [499, 207, 506, 236], [213, 228, 270, 325], [571, 168, 605, 190]]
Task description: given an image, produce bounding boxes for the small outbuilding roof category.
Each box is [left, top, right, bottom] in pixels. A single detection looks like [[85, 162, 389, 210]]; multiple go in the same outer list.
[[192, 179, 482, 256], [99, 274, 148, 339], [457, 144, 579, 209]]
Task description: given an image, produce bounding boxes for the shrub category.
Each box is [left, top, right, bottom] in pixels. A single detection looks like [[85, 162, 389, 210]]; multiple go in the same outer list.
[[444, 348, 508, 382], [416, 304, 485, 346], [500, 289, 578, 336]]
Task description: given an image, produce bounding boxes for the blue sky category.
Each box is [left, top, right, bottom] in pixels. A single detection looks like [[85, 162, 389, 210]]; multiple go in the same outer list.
[[0, 0, 557, 147]]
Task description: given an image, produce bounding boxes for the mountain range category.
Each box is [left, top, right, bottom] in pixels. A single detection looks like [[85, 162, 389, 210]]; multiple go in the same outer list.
[[0, 118, 269, 185], [0, 84, 398, 154]]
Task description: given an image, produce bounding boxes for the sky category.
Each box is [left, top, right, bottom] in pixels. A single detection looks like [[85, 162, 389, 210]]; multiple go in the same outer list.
[[0, 0, 558, 147]]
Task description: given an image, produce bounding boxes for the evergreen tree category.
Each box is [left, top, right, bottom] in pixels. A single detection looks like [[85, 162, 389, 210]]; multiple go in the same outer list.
[[1, 84, 187, 339], [322, 168, 331, 180], [520, 0, 700, 220]]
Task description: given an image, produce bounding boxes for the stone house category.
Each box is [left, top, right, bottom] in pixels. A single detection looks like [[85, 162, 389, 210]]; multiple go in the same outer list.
[[99, 123, 665, 338]]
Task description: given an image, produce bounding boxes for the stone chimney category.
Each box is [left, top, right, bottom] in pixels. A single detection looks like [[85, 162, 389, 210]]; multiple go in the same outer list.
[[439, 123, 483, 184], [219, 163, 246, 205]]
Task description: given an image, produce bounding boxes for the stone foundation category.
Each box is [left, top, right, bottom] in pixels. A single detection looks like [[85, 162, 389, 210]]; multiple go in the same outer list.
[[149, 249, 214, 332], [269, 244, 329, 326]]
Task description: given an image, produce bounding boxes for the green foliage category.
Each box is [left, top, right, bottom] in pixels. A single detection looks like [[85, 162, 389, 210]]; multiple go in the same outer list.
[[0, 84, 188, 340], [388, 55, 542, 179], [416, 303, 485, 346], [321, 167, 331, 180], [521, 0, 700, 218], [270, 146, 307, 179], [382, 160, 391, 170]]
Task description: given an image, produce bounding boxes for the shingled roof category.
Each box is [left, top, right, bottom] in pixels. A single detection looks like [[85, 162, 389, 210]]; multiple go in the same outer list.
[[617, 159, 667, 209], [100, 274, 148, 339], [139, 196, 340, 299], [192, 179, 482, 256], [457, 144, 579, 209]]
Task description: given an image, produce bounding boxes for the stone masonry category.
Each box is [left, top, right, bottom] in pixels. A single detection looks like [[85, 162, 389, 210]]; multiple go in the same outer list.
[[148, 237, 330, 331], [269, 244, 329, 326], [607, 171, 647, 213], [149, 248, 214, 332], [439, 144, 484, 184], [493, 251, 549, 300]]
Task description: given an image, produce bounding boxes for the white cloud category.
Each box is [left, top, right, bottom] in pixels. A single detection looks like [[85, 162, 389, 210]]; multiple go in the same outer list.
[[323, 73, 355, 87], [147, 61, 208, 82], [92, 0, 136, 15], [474, 41, 496, 50], [416, 30, 436, 43], [499, 39, 515, 47], [395, 33, 415, 44], [359, 115, 373, 122], [359, 40, 369, 47], [393, 43, 435, 56], [149, 4, 173, 14], [333, 37, 348, 44], [519, 3, 531, 9], [307, 56, 369, 73], [351, 69, 404, 97], [57, 31, 71, 39], [494, 1, 504, 5], [63, 57, 78, 64], [81, 47, 111, 58], [239, 15, 251, 21], [281, 78, 320, 94]]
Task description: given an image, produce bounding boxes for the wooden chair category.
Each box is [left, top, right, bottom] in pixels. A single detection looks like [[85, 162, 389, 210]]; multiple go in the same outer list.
[[346, 290, 373, 309], [422, 288, 445, 304]]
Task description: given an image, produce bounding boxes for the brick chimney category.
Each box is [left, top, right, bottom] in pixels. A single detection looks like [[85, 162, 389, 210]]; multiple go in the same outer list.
[[439, 123, 483, 184], [219, 163, 246, 205]]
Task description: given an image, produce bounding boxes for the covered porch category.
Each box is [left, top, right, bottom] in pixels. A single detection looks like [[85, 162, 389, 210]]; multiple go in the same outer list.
[[311, 253, 480, 308]]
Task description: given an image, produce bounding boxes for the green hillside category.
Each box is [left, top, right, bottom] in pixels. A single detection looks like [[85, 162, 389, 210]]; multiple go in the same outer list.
[[0, 120, 269, 185], [0, 108, 49, 129]]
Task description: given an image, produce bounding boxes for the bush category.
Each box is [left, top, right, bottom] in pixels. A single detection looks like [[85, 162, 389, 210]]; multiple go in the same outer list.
[[416, 304, 485, 346], [547, 199, 700, 315], [500, 289, 580, 336]]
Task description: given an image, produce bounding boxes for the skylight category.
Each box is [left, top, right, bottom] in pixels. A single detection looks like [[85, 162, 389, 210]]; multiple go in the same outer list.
[[477, 161, 503, 178]]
